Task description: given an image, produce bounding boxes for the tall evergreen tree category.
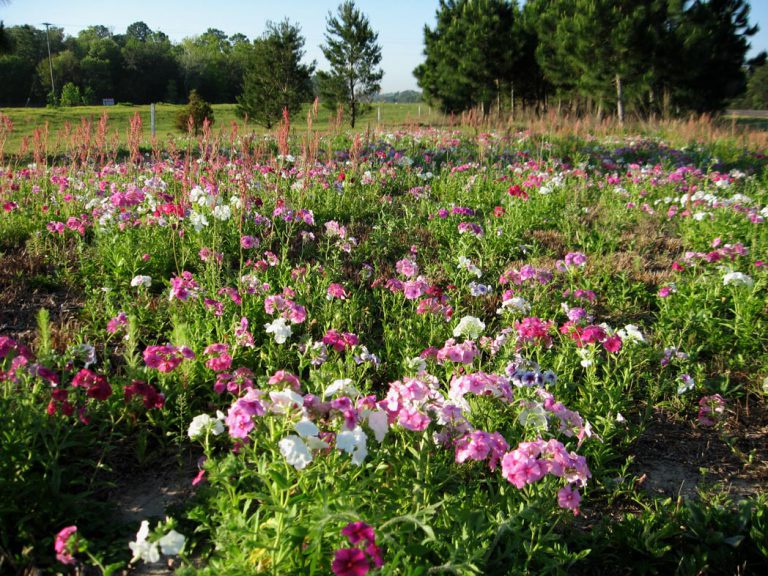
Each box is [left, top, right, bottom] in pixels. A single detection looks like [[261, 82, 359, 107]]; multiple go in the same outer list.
[[318, 1, 383, 127], [237, 20, 315, 128], [414, 0, 521, 114]]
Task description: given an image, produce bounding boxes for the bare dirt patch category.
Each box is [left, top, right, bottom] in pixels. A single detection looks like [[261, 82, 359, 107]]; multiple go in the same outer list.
[[0, 245, 82, 344], [632, 398, 768, 500]]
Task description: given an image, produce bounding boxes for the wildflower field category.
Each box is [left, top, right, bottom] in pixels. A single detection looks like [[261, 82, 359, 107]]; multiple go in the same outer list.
[[1, 116, 767, 575]]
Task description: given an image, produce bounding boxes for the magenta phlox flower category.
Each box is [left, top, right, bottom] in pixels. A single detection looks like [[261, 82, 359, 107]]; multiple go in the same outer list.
[[323, 329, 359, 352], [514, 317, 554, 348], [327, 283, 348, 300], [341, 522, 376, 545], [204, 343, 232, 372], [203, 298, 224, 317], [234, 317, 254, 347], [698, 394, 726, 427], [143, 344, 195, 373], [54, 525, 78, 565], [72, 368, 112, 401], [169, 271, 200, 301], [124, 380, 165, 410], [332, 548, 369, 576], [218, 286, 243, 305]]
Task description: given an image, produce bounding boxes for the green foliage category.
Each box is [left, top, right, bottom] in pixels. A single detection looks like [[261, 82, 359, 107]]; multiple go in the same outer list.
[[175, 89, 214, 134], [318, 1, 383, 127], [59, 82, 82, 107], [414, 0, 520, 114], [236, 20, 315, 129]]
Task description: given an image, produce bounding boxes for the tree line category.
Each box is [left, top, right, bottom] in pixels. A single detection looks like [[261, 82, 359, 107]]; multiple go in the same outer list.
[[0, 1, 383, 127], [2, 0, 764, 125], [414, 0, 764, 119]]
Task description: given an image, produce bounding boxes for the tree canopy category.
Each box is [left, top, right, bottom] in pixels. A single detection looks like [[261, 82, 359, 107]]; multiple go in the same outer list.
[[237, 20, 315, 128], [317, 1, 383, 127], [415, 0, 760, 117]]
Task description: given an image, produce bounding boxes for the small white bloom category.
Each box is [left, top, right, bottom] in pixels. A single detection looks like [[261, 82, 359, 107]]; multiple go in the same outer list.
[[677, 374, 695, 395], [131, 275, 152, 288], [158, 529, 185, 556], [265, 317, 292, 344], [294, 418, 320, 438], [497, 296, 530, 315], [269, 388, 304, 413], [279, 435, 312, 470], [365, 409, 389, 443], [336, 426, 368, 465], [405, 356, 427, 373], [212, 204, 232, 221], [324, 378, 359, 398], [723, 271, 754, 288], [453, 315, 485, 340], [577, 347, 593, 367], [189, 210, 208, 232], [129, 521, 160, 563], [517, 403, 548, 430], [617, 324, 645, 344], [188, 413, 224, 439]]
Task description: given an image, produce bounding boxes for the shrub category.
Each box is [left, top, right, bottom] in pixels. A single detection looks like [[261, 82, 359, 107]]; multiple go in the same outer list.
[[175, 90, 214, 134]]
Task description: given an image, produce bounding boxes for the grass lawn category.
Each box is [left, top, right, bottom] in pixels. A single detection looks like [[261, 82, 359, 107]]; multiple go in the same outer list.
[[0, 102, 442, 157]]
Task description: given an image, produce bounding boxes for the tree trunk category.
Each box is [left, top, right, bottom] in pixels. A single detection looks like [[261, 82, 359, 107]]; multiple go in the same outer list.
[[596, 98, 603, 122], [615, 73, 624, 125]]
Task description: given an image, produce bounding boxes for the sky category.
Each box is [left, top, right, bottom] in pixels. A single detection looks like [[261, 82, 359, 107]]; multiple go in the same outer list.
[[2, 0, 768, 93]]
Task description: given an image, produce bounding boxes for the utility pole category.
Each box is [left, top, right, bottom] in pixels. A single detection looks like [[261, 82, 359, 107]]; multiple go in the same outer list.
[[42, 22, 55, 101]]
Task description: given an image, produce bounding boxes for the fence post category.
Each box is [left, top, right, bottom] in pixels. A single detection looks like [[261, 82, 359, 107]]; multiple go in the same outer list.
[[150, 103, 156, 138]]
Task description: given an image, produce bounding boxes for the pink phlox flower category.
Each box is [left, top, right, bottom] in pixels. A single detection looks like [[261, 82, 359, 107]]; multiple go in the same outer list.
[[235, 317, 254, 347], [558, 485, 582, 515], [54, 526, 78, 565], [449, 371, 514, 404], [327, 283, 348, 300], [455, 431, 492, 464], [106, 311, 128, 334], [436, 338, 478, 364], [396, 258, 419, 278], [225, 389, 266, 439], [268, 370, 301, 391], [204, 343, 232, 372], [203, 298, 224, 317], [403, 277, 429, 300], [397, 407, 431, 431]]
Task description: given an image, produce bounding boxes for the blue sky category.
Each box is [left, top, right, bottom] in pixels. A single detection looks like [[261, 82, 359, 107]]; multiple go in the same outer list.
[[2, 0, 768, 93]]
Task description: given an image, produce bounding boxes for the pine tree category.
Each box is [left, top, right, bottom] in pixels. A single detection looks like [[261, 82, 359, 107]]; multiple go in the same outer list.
[[414, 0, 521, 114], [318, 1, 383, 127], [237, 20, 315, 128]]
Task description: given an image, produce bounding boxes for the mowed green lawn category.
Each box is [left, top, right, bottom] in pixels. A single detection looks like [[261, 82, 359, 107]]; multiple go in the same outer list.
[[0, 102, 442, 157]]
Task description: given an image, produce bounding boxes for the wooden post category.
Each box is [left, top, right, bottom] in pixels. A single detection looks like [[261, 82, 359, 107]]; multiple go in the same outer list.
[[150, 103, 156, 137]]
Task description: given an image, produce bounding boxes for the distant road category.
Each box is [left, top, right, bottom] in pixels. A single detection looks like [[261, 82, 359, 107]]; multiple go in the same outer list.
[[726, 109, 768, 118]]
